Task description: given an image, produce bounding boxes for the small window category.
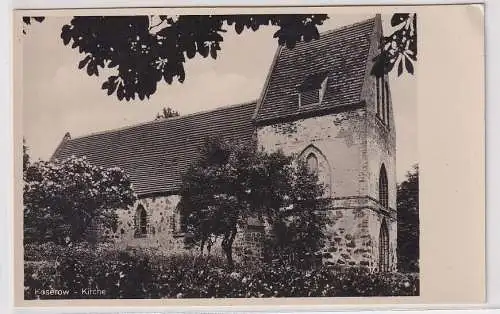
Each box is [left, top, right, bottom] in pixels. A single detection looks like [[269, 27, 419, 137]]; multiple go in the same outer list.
[[306, 153, 319, 174], [376, 77, 381, 117], [376, 76, 385, 122], [172, 205, 187, 235], [385, 81, 390, 127], [135, 205, 148, 237], [376, 76, 390, 127], [298, 71, 328, 107], [379, 219, 390, 272], [379, 164, 388, 209]]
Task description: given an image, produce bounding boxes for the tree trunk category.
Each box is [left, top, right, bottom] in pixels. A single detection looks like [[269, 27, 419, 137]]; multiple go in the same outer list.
[[222, 229, 237, 269], [200, 238, 206, 256]]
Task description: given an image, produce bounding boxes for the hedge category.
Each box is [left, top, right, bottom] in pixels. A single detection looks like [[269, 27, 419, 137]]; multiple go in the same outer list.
[[24, 243, 419, 299]]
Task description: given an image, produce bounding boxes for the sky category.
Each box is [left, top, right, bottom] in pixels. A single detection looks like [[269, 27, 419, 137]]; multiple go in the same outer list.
[[22, 14, 417, 182]]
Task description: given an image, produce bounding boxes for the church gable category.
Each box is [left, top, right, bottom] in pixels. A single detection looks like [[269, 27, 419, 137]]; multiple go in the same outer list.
[[254, 17, 378, 124]]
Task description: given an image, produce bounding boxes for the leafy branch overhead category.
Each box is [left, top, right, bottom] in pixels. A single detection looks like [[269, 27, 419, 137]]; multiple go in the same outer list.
[[23, 14, 417, 101], [57, 15, 328, 101], [371, 13, 417, 77], [22, 16, 45, 34]]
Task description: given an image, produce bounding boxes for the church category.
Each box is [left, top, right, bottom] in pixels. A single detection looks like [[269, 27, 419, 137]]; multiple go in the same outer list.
[[52, 15, 397, 272]]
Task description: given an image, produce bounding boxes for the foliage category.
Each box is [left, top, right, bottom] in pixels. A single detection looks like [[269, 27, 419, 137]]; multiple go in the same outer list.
[[397, 164, 419, 272], [24, 247, 419, 299], [263, 161, 331, 267], [57, 15, 328, 101], [179, 137, 328, 268], [155, 106, 180, 120], [23, 13, 416, 100], [371, 13, 417, 77], [179, 137, 265, 267], [24, 242, 152, 299], [22, 16, 45, 34], [23, 156, 136, 244]]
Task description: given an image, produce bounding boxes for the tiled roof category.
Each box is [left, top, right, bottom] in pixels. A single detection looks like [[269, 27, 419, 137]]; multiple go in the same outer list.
[[52, 101, 257, 196], [254, 17, 376, 123]]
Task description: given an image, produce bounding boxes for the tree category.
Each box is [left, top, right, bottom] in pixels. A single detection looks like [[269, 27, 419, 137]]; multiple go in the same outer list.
[[155, 106, 180, 120], [397, 164, 419, 273], [23, 156, 136, 244], [178, 137, 258, 267], [179, 137, 328, 268], [23, 13, 416, 100], [264, 161, 331, 267]]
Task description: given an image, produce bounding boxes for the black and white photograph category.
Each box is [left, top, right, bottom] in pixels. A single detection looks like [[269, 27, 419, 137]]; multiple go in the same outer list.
[[20, 10, 420, 300]]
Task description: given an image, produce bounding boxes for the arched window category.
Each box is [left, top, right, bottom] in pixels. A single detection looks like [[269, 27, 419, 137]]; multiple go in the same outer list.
[[299, 145, 333, 197], [172, 205, 187, 235], [306, 153, 319, 174], [379, 164, 388, 209], [379, 219, 390, 272], [135, 205, 148, 237]]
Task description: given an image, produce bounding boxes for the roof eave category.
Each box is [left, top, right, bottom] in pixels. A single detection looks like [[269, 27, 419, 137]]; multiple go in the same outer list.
[[254, 101, 366, 127]]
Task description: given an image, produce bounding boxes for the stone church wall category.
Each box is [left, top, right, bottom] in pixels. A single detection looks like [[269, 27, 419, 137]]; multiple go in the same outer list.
[[105, 194, 265, 262], [315, 197, 396, 271], [101, 106, 397, 270], [256, 107, 397, 271], [256, 109, 367, 199], [108, 195, 187, 253]]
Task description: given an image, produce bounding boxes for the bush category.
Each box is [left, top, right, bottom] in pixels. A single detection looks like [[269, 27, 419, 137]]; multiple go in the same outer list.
[[24, 261, 57, 300], [24, 244, 419, 299], [25, 243, 153, 299]]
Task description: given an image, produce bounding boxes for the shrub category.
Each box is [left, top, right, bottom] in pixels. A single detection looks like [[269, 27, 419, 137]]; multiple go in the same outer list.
[[24, 245, 419, 299], [25, 243, 153, 299], [24, 261, 57, 300]]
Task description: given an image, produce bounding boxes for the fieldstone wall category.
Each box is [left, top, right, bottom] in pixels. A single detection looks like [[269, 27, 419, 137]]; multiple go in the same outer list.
[[102, 193, 396, 270], [108, 195, 188, 253], [102, 194, 265, 262], [233, 225, 266, 261], [318, 196, 397, 271]]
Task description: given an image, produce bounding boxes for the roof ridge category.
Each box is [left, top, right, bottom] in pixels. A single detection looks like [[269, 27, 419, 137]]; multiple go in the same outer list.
[[318, 16, 376, 37], [69, 99, 258, 141]]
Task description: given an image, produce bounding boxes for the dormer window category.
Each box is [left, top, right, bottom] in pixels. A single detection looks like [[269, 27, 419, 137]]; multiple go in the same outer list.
[[298, 71, 328, 107]]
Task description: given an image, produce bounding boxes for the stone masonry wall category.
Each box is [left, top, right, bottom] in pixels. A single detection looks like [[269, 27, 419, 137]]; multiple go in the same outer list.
[[358, 12, 397, 210], [105, 194, 264, 262], [318, 197, 397, 271], [108, 195, 187, 253], [256, 109, 367, 199], [257, 101, 397, 270]]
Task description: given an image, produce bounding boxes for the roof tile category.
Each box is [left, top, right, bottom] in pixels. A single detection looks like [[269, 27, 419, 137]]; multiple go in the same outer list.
[[255, 17, 376, 123], [52, 101, 257, 196]]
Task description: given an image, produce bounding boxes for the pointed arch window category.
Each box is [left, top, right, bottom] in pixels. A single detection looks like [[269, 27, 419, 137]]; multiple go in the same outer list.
[[135, 205, 148, 238], [385, 81, 390, 127], [306, 153, 319, 174], [379, 219, 390, 272], [376, 76, 390, 128], [379, 164, 388, 209], [299, 145, 332, 197], [172, 205, 187, 236]]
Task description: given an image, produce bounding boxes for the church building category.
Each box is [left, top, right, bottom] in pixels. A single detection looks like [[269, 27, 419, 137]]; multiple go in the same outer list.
[[52, 15, 397, 272]]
